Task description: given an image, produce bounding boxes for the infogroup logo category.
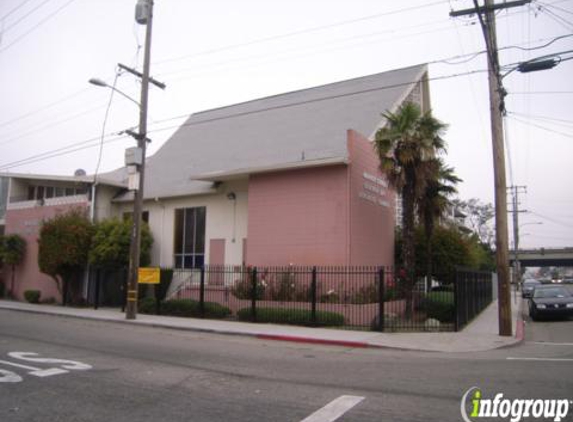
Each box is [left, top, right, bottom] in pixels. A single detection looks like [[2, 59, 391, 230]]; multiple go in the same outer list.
[[461, 387, 572, 422]]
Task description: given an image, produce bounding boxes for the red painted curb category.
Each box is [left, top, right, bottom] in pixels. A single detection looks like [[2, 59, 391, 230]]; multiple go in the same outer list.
[[256, 334, 370, 348], [515, 318, 524, 341]]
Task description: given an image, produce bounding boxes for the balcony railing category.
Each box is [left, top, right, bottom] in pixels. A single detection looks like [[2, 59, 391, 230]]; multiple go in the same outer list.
[[7, 194, 90, 210]]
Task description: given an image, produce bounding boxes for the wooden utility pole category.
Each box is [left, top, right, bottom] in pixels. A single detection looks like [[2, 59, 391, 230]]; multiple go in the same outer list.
[[450, 0, 531, 336], [126, 0, 155, 320]]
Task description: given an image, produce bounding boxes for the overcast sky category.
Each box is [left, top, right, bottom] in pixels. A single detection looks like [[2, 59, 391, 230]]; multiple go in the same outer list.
[[0, 0, 572, 249]]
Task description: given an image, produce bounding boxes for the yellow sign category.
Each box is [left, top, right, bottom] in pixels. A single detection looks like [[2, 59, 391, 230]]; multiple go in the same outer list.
[[138, 267, 160, 284]]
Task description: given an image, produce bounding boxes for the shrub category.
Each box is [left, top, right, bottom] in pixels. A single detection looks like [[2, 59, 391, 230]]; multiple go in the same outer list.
[[139, 297, 157, 314], [349, 284, 399, 304], [237, 307, 344, 327], [24, 290, 41, 304], [139, 298, 231, 319], [419, 292, 455, 323], [231, 275, 265, 300]]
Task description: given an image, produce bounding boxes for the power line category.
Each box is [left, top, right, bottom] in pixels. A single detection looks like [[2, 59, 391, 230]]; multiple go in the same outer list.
[[2, 0, 54, 33], [0, 0, 78, 54], [529, 210, 573, 229], [0, 88, 90, 129], [508, 111, 573, 127], [0, 0, 36, 22], [0, 67, 490, 171], [509, 90, 573, 94], [152, 0, 450, 67], [507, 115, 573, 139]]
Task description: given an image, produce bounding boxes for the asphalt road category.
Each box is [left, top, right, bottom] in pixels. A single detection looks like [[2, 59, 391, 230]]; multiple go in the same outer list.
[[0, 309, 572, 422]]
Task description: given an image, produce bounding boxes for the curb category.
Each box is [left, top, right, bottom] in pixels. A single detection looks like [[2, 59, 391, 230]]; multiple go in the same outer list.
[[256, 334, 371, 349], [0, 303, 522, 353]]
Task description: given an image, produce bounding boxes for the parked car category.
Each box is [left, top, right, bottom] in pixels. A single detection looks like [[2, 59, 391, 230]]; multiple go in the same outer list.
[[522, 279, 540, 298], [528, 285, 573, 321], [562, 278, 573, 285]]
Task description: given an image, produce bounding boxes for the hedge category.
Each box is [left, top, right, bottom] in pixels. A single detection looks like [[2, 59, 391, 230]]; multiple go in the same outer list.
[[24, 290, 41, 304], [237, 307, 344, 327], [419, 292, 455, 323], [139, 298, 231, 319]]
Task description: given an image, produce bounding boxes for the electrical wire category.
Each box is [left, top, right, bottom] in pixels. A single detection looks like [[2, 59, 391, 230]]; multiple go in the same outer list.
[[529, 211, 573, 229], [0, 67, 491, 172], [1, 0, 54, 33], [94, 71, 121, 179], [0, 0, 36, 22], [152, 0, 450, 66], [508, 111, 573, 127], [0, 88, 90, 129], [0, 0, 78, 54], [507, 115, 573, 139]]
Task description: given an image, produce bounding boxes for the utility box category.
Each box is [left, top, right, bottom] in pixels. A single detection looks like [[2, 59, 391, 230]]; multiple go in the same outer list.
[[135, 0, 151, 25], [125, 147, 143, 166]]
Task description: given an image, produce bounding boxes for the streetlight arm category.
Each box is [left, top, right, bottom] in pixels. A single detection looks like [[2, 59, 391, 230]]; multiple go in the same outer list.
[[88, 78, 141, 109]]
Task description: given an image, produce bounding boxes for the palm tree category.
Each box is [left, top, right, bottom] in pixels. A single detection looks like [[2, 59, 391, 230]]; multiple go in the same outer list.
[[375, 102, 447, 318], [418, 158, 461, 288]]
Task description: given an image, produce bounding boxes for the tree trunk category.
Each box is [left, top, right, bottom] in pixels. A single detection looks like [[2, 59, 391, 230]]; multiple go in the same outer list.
[[402, 172, 416, 319], [425, 213, 434, 292]]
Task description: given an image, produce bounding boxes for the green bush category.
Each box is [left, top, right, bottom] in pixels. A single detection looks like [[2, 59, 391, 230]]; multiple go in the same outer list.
[[231, 276, 265, 300], [139, 298, 231, 319], [139, 297, 157, 314], [237, 307, 344, 327], [419, 292, 455, 322], [24, 290, 41, 304], [348, 284, 399, 304]]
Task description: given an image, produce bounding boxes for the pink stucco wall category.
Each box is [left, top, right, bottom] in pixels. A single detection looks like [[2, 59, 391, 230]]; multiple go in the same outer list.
[[247, 166, 349, 266], [347, 129, 395, 266], [2, 203, 89, 302]]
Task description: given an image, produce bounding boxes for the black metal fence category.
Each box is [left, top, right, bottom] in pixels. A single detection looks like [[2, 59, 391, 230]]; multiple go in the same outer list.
[[152, 265, 493, 332], [454, 269, 494, 331]]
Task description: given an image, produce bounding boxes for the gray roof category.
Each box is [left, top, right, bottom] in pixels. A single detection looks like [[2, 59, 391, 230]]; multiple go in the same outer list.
[[113, 64, 427, 201]]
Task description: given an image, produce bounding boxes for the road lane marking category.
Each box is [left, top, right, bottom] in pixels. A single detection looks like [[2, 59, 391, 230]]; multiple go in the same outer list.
[[0, 358, 69, 377], [0, 369, 23, 383], [300, 395, 365, 422], [507, 357, 573, 362], [0, 352, 92, 381], [529, 342, 573, 346]]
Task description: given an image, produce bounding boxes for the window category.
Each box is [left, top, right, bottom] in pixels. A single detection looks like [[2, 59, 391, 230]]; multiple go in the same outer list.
[[174, 207, 206, 269]]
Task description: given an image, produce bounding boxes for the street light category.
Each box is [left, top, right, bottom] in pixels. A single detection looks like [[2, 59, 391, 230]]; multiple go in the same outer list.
[[88, 78, 141, 108]]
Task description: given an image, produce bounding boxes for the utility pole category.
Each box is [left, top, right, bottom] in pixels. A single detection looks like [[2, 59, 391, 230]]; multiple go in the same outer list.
[[126, 0, 155, 320], [450, 0, 530, 336], [509, 185, 527, 290]]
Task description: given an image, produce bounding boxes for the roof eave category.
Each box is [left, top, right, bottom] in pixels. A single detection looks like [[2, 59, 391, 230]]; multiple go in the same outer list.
[[192, 156, 349, 182]]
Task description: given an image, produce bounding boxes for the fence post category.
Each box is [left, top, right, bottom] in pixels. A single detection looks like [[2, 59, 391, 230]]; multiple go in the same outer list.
[[311, 266, 317, 326], [251, 267, 258, 322], [378, 267, 385, 332], [200, 266, 206, 318]]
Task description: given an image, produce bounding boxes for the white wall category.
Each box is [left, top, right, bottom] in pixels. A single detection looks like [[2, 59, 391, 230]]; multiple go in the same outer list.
[[115, 180, 248, 268]]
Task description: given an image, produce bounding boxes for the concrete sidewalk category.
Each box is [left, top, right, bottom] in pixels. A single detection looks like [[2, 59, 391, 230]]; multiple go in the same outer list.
[[0, 293, 523, 353]]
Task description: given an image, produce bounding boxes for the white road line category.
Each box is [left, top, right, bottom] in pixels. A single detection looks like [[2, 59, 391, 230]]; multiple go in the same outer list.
[[0, 359, 41, 371], [529, 342, 573, 346], [507, 357, 573, 362], [301, 395, 365, 422]]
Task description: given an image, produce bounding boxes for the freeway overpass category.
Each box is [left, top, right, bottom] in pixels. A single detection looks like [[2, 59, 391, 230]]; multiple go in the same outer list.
[[510, 247, 573, 267]]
